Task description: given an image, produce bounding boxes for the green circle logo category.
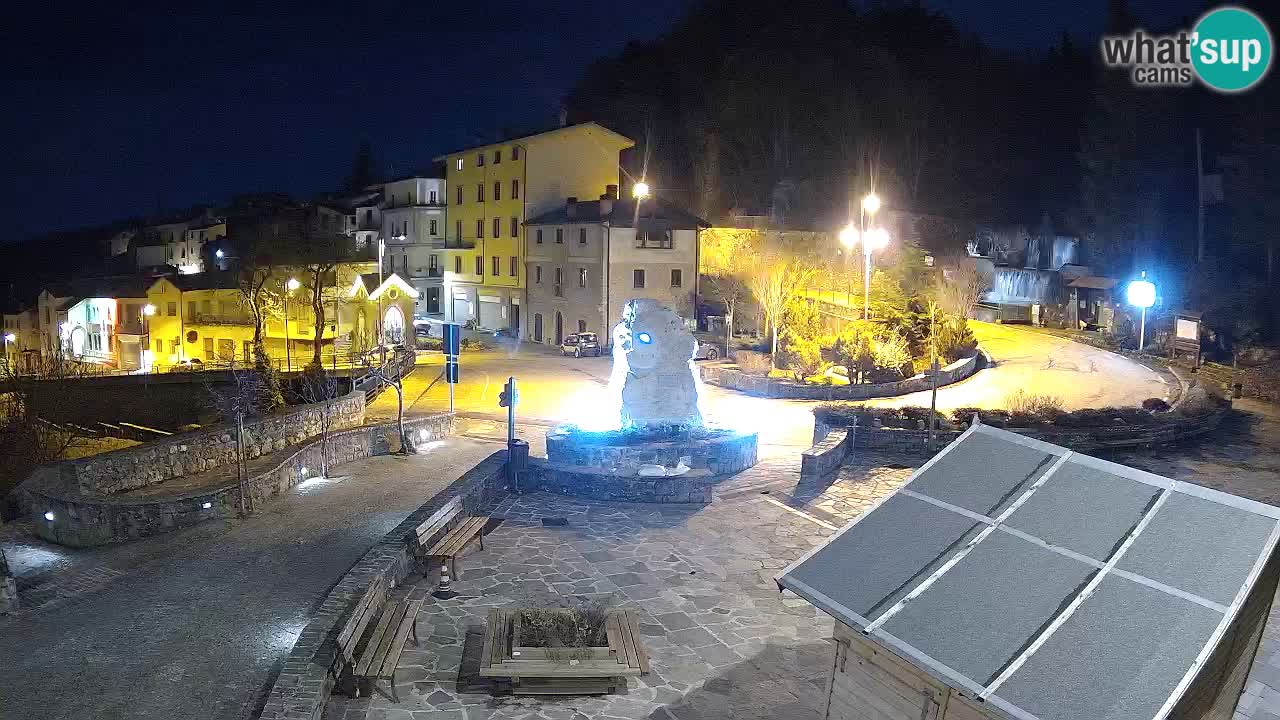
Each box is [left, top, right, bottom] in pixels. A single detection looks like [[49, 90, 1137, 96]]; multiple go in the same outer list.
[[1192, 6, 1273, 92]]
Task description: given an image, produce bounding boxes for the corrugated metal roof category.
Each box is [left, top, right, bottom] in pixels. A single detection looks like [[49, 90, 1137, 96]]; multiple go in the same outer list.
[[777, 424, 1280, 720]]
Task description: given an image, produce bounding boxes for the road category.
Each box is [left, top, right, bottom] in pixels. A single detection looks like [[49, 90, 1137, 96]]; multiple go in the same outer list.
[[370, 321, 1173, 451]]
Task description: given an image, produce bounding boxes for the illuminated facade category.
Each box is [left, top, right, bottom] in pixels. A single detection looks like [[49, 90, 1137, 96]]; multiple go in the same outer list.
[[435, 122, 634, 333]]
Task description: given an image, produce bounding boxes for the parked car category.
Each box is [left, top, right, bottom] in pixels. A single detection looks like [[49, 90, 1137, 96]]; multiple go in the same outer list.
[[561, 332, 602, 357]]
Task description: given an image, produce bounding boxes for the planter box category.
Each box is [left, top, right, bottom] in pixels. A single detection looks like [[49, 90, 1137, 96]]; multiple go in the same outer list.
[[480, 608, 649, 695]]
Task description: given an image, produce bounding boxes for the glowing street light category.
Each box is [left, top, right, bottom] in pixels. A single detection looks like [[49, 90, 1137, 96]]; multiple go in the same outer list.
[[861, 192, 881, 216], [3, 333, 15, 343], [142, 304, 156, 316], [215, 249, 224, 259], [284, 278, 300, 372], [1126, 271, 1156, 352], [632, 181, 651, 200]]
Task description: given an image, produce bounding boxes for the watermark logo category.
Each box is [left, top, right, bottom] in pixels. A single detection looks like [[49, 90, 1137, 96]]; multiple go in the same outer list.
[[1101, 6, 1272, 92]]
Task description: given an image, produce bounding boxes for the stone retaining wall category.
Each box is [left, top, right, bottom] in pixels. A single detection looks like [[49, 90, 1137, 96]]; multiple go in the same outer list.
[[70, 392, 366, 496], [21, 413, 455, 547], [698, 353, 978, 400], [256, 451, 510, 720], [800, 427, 853, 484], [813, 405, 1231, 459]]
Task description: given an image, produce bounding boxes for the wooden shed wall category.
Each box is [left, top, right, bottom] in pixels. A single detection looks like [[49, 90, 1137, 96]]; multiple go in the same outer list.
[[828, 621, 1007, 720], [1171, 546, 1280, 720]]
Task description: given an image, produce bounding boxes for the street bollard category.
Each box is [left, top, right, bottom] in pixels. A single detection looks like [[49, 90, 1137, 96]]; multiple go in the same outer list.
[[433, 560, 458, 600]]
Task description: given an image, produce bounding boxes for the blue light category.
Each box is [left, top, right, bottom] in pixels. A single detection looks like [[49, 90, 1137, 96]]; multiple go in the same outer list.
[[637, 332, 652, 344]]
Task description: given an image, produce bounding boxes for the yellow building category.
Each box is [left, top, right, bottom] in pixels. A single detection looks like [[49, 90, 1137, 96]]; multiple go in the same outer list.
[[434, 122, 633, 334], [144, 265, 416, 372]]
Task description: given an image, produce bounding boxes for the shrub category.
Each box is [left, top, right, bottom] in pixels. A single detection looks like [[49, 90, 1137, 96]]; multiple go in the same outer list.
[[777, 325, 829, 380], [1175, 385, 1230, 417], [815, 404, 950, 430], [935, 317, 978, 362], [1005, 390, 1064, 416], [950, 407, 1011, 427], [730, 350, 773, 376], [870, 330, 913, 379], [1142, 397, 1171, 412]]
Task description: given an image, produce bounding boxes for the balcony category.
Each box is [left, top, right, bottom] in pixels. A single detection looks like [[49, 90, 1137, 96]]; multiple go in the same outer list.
[[189, 312, 254, 327]]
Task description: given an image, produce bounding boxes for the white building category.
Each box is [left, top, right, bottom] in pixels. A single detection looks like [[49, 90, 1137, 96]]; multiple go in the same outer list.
[[523, 191, 705, 346], [171, 218, 226, 274], [380, 175, 448, 320]]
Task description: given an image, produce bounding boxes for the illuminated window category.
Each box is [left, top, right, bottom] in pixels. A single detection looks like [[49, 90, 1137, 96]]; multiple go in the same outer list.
[[455, 158, 463, 171]]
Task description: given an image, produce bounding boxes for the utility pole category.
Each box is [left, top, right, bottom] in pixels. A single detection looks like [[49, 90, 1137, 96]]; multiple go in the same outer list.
[[1196, 128, 1206, 264]]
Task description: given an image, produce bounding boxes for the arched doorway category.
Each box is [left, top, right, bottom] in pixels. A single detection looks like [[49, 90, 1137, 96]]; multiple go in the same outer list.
[[533, 313, 543, 342], [554, 312, 564, 345], [70, 326, 86, 357], [383, 306, 405, 345]]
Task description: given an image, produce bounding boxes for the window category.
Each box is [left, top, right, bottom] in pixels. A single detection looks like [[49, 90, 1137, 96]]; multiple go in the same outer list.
[[492, 256, 500, 276], [637, 230, 674, 249], [492, 217, 500, 239], [510, 217, 518, 237], [510, 256, 518, 277], [429, 219, 438, 235], [455, 186, 463, 205], [454, 256, 462, 274], [493, 149, 502, 163], [166, 302, 177, 316], [476, 153, 485, 167], [493, 181, 501, 201], [203, 337, 214, 360], [536, 228, 543, 244], [578, 267, 587, 288], [456, 158, 463, 171], [671, 269, 683, 287], [578, 319, 587, 333], [579, 228, 587, 244], [476, 184, 484, 202], [475, 256, 484, 276], [476, 219, 484, 239], [554, 267, 563, 285], [535, 265, 542, 284], [429, 255, 439, 273], [455, 220, 462, 241], [243, 340, 252, 363], [633, 269, 646, 288], [511, 179, 519, 199], [555, 228, 564, 244], [429, 190, 437, 204], [187, 301, 196, 318], [512, 146, 520, 160]]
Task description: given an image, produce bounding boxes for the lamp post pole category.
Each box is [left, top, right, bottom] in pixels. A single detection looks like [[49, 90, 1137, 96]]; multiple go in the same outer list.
[[284, 277, 300, 372], [861, 193, 880, 320]]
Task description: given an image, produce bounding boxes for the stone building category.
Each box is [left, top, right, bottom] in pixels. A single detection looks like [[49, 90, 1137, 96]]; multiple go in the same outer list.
[[523, 190, 706, 346]]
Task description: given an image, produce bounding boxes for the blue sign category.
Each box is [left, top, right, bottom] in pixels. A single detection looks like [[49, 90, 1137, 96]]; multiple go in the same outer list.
[[445, 360, 459, 384], [442, 323, 461, 356]]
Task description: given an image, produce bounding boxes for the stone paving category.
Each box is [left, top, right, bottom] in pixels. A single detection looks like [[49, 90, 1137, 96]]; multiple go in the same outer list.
[[325, 454, 912, 720]]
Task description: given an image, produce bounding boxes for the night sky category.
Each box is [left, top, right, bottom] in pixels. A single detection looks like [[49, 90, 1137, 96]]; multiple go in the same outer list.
[[1, 0, 1206, 242]]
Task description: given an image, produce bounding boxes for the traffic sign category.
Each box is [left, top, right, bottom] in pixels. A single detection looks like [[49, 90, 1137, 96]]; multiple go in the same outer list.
[[442, 323, 461, 356], [445, 360, 459, 384]]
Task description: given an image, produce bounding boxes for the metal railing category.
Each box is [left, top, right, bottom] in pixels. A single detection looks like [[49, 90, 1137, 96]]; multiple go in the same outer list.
[[351, 347, 417, 401]]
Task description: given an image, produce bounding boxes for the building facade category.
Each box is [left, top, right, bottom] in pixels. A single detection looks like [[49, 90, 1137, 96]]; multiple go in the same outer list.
[[435, 122, 634, 332], [380, 176, 448, 320], [524, 193, 703, 346]]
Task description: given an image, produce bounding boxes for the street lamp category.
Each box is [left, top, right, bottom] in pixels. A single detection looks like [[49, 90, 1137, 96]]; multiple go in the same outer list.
[[861, 227, 890, 320], [1126, 271, 1156, 352], [284, 278, 300, 372], [839, 225, 858, 308], [632, 181, 651, 200], [142, 304, 157, 371]]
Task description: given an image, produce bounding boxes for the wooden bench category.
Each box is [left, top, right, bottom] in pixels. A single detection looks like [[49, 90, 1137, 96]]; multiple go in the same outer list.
[[406, 496, 489, 584], [334, 576, 424, 703]]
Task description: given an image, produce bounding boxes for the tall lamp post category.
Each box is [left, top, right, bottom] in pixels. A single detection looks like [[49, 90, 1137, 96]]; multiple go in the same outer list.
[[860, 193, 882, 320], [284, 277, 300, 372], [838, 226, 858, 309], [1126, 271, 1156, 352], [142, 303, 156, 371]]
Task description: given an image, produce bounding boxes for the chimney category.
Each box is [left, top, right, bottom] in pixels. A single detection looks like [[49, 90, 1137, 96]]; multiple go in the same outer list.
[[559, 107, 568, 127], [605, 184, 618, 200], [599, 193, 613, 217], [566, 197, 578, 218]]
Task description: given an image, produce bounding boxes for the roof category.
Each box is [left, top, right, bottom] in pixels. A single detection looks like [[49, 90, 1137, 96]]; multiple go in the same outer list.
[[1067, 275, 1119, 290], [348, 272, 418, 301], [777, 424, 1280, 720], [162, 272, 240, 292], [525, 197, 708, 229], [432, 122, 634, 160]]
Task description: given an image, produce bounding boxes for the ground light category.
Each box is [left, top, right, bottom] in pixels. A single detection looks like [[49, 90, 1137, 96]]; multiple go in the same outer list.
[[1126, 272, 1156, 351]]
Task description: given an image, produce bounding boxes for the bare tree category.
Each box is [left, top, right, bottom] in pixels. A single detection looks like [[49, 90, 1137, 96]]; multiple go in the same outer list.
[[746, 254, 816, 368], [206, 367, 275, 514], [934, 255, 990, 318], [299, 367, 340, 478], [0, 352, 99, 497], [362, 358, 410, 454]]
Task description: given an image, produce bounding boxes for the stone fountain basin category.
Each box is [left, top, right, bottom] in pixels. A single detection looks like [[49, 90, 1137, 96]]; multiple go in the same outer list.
[[536, 425, 759, 503]]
